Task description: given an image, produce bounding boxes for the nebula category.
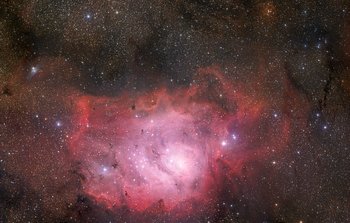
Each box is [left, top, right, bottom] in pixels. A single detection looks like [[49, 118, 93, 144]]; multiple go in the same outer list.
[[68, 66, 294, 220]]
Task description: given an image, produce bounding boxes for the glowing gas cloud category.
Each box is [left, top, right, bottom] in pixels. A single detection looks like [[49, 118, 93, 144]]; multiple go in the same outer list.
[[69, 66, 299, 219]]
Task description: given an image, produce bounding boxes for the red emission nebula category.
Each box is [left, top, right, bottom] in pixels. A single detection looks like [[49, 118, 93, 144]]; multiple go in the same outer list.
[[69, 66, 302, 217]]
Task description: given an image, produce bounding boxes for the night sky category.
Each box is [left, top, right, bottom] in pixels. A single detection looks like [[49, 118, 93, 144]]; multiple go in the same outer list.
[[1, 1, 350, 222]]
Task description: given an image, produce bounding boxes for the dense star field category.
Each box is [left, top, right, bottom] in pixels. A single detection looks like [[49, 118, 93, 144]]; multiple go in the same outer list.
[[0, 1, 350, 222]]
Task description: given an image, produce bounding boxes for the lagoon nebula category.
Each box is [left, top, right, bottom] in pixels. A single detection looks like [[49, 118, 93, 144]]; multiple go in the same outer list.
[[69, 67, 298, 217], [1, 1, 350, 223]]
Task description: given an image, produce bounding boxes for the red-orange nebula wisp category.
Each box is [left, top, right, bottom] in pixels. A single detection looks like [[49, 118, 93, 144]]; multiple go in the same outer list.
[[69, 66, 294, 218]]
